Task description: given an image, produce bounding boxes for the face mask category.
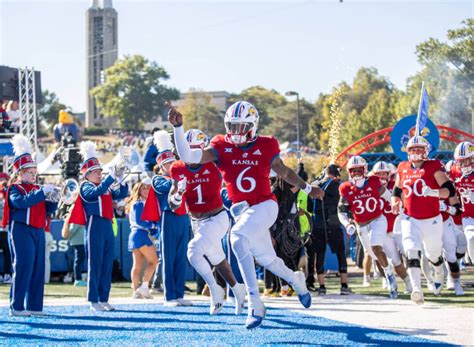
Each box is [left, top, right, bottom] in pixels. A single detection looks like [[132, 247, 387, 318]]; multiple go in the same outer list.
[[351, 176, 365, 188], [461, 165, 472, 176]]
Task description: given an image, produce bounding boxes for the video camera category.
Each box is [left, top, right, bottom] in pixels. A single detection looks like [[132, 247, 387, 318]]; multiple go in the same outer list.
[[54, 132, 81, 179]]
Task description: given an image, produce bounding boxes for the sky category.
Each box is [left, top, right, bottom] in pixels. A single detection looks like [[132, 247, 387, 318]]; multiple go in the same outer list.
[[0, 0, 471, 113]]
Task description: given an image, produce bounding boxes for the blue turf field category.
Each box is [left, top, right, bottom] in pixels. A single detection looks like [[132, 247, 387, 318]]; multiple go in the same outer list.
[[0, 303, 451, 346]]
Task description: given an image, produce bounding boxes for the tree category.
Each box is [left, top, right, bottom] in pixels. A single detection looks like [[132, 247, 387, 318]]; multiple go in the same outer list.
[[229, 86, 287, 128], [90, 55, 179, 129], [401, 19, 473, 131], [179, 90, 225, 136], [37, 90, 69, 129]]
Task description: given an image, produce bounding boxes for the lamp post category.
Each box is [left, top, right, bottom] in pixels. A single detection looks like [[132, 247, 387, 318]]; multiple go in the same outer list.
[[285, 91, 301, 159]]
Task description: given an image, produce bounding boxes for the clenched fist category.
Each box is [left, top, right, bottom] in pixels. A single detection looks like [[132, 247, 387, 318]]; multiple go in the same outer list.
[[166, 101, 183, 127]]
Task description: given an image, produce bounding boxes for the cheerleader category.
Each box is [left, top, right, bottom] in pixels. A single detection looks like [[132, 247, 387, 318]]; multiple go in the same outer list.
[[69, 141, 128, 311], [2, 135, 58, 316], [126, 178, 158, 299], [142, 131, 191, 307]]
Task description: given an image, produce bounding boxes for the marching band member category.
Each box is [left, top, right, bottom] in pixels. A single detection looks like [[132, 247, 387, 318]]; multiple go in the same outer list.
[[126, 178, 158, 299], [69, 141, 128, 312], [141, 131, 191, 307], [168, 129, 246, 315], [2, 135, 58, 316], [338, 156, 398, 299], [392, 136, 454, 304]]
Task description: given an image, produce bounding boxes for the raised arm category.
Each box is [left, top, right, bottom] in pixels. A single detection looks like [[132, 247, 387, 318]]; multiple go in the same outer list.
[[167, 103, 217, 164], [271, 157, 324, 200], [8, 186, 46, 209], [81, 175, 115, 202]]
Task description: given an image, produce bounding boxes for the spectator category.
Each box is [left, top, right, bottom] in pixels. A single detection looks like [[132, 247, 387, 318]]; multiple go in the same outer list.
[[114, 200, 127, 218], [53, 110, 79, 143], [44, 216, 54, 284], [5, 100, 21, 132], [0, 107, 10, 133], [311, 164, 351, 295]]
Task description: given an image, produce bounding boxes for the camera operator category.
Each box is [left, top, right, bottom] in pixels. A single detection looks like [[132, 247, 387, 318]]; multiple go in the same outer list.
[[311, 164, 351, 295], [0, 106, 12, 133], [53, 110, 79, 143]]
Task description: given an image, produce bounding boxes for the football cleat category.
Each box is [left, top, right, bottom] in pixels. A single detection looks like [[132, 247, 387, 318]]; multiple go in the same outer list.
[[387, 274, 398, 299], [410, 290, 424, 305], [232, 283, 246, 315], [433, 282, 443, 296], [210, 286, 225, 315], [453, 280, 464, 296], [245, 302, 266, 330], [292, 271, 312, 308]]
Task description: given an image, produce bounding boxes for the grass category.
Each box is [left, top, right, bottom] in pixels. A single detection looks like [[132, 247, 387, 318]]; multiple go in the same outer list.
[[1, 267, 473, 308]]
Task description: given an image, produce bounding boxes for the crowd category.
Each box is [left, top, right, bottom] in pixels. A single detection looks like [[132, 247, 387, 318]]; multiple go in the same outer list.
[[0, 100, 472, 330]]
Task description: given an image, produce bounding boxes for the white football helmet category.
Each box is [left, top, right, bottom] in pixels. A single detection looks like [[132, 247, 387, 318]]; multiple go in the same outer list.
[[185, 129, 209, 149], [372, 161, 391, 185], [454, 141, 473, 176], [347, 156, 368, 187], [388, 163, 397, 176], [224, 101, 259, 145], [406, 135, 430, 162]]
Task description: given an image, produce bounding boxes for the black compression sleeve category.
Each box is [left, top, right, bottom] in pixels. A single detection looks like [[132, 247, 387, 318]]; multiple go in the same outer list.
[[441, 181, 456, 197], [392, 186, 402, 198]]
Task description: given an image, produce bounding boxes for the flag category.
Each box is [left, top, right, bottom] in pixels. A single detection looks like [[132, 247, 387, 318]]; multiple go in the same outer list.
[[415, 83, 429, 136]]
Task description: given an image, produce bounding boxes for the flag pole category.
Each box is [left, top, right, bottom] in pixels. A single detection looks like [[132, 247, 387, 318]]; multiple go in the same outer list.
[[415, 81, 425, 136]]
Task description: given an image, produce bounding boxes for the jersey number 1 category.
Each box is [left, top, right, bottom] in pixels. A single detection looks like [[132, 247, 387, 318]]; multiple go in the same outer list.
[[193, 184, 205, 205]]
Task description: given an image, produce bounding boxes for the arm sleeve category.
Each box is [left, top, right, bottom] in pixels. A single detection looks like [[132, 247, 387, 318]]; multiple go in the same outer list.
[[9, 186, 46, 209], [173, 125, 203, 164], [152, 175, 172, 195], [111, 183, 129, 200], [80, 175, 115, 202]]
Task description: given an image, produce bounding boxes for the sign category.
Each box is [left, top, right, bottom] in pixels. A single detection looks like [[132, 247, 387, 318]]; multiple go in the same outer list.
[[390, 115, 439, 161]]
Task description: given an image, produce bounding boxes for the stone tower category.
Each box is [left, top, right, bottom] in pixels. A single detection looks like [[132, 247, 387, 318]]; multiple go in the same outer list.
[[86, 0, 118, 128]]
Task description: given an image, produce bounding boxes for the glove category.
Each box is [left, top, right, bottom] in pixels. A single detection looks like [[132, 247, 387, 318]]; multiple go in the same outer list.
[[177, 178, 187, 194], [439, 200, 447, 212], [109, 166, 117, 180], [43, 184, 56, 195], [346, 224, 356, 236], [422, 185, 440, 198]]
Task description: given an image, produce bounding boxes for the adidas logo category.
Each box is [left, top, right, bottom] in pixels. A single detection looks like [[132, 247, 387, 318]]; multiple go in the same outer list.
[[367, 187, 372, 192], [203, 169, 210, 175], [253, 149, 262, 155]]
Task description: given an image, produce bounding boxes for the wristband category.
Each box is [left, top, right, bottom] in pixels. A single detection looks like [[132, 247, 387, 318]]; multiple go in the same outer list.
[[302, 183, 312, 194]]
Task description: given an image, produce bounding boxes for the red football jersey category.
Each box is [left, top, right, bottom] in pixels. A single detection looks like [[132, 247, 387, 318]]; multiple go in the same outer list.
[[170, 161, 223, 214], [455, 173, 474, 218], [381, 180, 396, 232], [397, 160, 443, 219], [339, 175, 383, 224], [210, 134, 279, 206]]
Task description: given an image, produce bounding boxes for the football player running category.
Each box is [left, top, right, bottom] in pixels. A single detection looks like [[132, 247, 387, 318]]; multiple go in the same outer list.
[[169, 101, 324, 329], [338, 156, 398, 299], [453, 142, 474, 263], [168, 129, 246, 316], [371, 161, 412, 294], [392, 136, 455, 304]]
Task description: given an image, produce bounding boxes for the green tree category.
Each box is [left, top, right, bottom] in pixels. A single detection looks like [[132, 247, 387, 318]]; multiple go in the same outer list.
[[179, 90, 225, 136], [90, 55, 179, 129], [37, 90, 69, 129]]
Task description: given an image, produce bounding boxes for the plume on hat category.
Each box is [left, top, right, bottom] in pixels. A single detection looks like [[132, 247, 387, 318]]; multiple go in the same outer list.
[[153, 130, 174, 151], [80, 141, 98, 161], [12, 134, 33, 157]]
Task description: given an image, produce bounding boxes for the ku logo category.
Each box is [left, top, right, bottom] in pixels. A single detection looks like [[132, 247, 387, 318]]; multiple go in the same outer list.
[[243, 153, 248, 158], [203, 169, 210, 175], [194, 174, 199, 178], [348, 191, 353, 195], [225, 148, 233, 153], [179, 174, 185, 179], [253, 149, 262, 155]]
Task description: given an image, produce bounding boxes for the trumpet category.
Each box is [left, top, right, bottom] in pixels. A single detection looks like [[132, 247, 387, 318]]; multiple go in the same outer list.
[[44, 185, 62, 203]]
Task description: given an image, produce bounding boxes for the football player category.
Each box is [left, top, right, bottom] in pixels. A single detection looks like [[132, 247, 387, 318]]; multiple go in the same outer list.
[[453, 142, 474, 263], [371, 161, 412, 294], [169, 101, 324, 329], [392, 136, 455, 304], [338, 156, 398, 299], [168, 129, 246, 315]]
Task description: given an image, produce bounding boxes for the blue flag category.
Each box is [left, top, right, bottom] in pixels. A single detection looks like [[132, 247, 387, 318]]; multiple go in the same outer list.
[[416, 84, 429, 136]]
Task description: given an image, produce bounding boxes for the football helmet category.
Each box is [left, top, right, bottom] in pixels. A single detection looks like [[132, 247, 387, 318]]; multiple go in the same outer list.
[[347, 156, 368, 187], [372, 161, 391, 185], [454, 141, 473, 176], [406, 136, 430, 162], [224, 101, 259, 145], [185, 129, 209, 149]]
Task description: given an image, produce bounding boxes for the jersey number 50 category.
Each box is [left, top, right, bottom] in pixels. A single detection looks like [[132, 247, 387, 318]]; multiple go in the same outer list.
[[402, 178, 425, 197]]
